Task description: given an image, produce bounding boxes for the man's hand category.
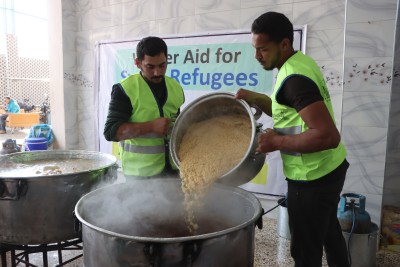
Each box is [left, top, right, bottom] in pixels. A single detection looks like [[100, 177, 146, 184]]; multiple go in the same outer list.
[[235, 88, 257, 105], [256, 128, 282, 153], [235, 88, 272, 116], [152, 117, 171, 136]]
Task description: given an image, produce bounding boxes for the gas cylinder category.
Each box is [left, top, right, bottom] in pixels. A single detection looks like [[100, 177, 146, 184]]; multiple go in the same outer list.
[[337, 193, 372, 234]]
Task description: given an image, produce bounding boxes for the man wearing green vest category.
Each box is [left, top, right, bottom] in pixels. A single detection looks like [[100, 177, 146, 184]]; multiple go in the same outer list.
[[236, 12, 350, 267], [104, 36, 185, 179]]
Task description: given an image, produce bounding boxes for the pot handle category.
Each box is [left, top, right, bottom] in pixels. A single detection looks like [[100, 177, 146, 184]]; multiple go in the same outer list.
[[250, 125, 266, 159], [183, 241, 201, 266], [72, 211, 82, 233], [250, 104, 263, 121], [256, 209, 264, 229], [144, 243, 161, 267], [0, 180, 27, 201]]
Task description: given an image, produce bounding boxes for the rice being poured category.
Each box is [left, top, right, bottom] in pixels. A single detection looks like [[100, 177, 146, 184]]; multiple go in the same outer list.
[[178, 114, 252, 233]]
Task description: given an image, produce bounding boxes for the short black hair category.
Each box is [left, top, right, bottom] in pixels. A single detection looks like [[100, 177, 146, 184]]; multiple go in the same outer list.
[[251, 12, 293, 45], [136, 36, 168, 61]]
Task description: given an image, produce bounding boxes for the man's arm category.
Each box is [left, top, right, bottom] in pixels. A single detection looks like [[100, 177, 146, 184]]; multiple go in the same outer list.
[[257, 101, 340, 153], [114, 118, 170, 141], [103, 84, 170, 142], [257, 76, 340, 154], [235, 89, 272, 116]]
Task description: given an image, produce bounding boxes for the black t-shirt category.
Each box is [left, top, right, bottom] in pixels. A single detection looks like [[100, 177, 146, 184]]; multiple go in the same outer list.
[[275, 75, 323, 111]]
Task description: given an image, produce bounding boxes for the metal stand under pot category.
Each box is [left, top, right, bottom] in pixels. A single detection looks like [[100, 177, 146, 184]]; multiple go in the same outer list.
[[0, 238, 82, 267]]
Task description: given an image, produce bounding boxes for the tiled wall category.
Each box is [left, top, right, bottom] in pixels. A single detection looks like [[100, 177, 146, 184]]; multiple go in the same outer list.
[[341, 0, 398, 225], [60, 0, 399, 224]]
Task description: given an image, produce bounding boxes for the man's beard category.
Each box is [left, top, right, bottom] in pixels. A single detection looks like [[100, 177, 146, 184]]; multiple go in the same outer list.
[[150, 76, 164, 83], [259, 60, 275, 71]]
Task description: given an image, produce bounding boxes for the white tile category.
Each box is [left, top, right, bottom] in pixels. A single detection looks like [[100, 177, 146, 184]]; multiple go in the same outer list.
[[157, 17, 196, 35], [62, 0, 76, 11], [77, 9, 94, 31], [74, 0, 93, 11], [342, 91, 390, 127], [121, 21, 158, 38], [292, 0, 315, 2], [76, 50, 95, 72], [64, 86, 78, 111], [241, 0, 292, 9], [63, 51, 77, 71], [344, 156, 385, 195], [155, 0, 195, 20], [345, 20, 396, 58], [329, 90, 343, 126], [62, 9, 78, 31], [195, 0, 241, 14], [64, 107, 79, 150], [316, 60, 344, 91], [293, 0, 345, 30], [343, 57, 393, 93], [77, 71, 95, 89], [306, 29, 344, 61], [92, 26, 123, 43], [77, 88, 95, 112], [92, 0, 123, 8], [341, 125, 387, 161], [63, 72, 80, 91], [240, 4, 293, 30], [93, 4, 123, 29], [346, 0, 397, 24], [76, 31, 93, 52], [62, 31, 76, 52], [195, 10, 242, 32], [77, 89, 98, 151], [122, 0, 156, 24]]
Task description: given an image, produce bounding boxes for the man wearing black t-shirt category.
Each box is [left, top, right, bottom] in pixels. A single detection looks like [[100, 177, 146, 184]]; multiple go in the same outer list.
[[236, 12, 350, 267]]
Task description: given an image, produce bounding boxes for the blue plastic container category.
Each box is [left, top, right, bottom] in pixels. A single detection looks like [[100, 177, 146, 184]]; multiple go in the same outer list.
[[26, 137, 48, 151]]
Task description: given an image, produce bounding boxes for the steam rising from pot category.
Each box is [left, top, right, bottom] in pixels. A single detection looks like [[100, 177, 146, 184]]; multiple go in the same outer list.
[[76, 179, 246, 238]]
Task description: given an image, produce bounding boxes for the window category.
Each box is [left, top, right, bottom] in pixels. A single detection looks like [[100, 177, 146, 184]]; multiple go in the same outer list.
[[1, 0, 48, 59]]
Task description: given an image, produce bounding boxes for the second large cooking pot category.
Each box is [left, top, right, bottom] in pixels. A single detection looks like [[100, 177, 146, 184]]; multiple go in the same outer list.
[[0, 150, 118, 245], [75, 178, 263, 267], [170, 92, 266, 186]]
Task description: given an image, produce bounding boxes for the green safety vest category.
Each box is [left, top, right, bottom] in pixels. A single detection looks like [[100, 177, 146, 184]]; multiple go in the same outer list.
[[119, 74, 184, 177], [271, 51, 346, 181]]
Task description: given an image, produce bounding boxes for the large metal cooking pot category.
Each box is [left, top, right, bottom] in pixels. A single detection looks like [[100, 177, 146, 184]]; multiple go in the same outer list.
[[0, 150, 118, 245], [75, 178, 263, 267], [170, 92, 266, 186]]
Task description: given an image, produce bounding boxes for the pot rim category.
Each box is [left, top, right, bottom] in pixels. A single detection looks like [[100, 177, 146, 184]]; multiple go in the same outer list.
[[0, 150, 118, 179], [75, 179, 263, 243]]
